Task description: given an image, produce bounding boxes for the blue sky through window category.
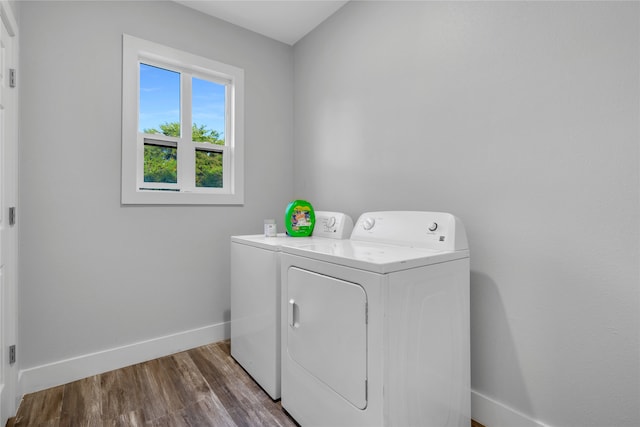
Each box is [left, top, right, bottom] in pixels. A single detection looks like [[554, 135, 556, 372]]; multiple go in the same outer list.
[[139, 63, 226, 139]]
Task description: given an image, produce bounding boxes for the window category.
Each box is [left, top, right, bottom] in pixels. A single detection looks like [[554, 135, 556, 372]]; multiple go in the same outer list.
[[122, 34, 244, 204]]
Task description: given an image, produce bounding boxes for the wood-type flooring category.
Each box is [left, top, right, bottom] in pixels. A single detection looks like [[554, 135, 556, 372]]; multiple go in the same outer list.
[[11, 340, 486, 427], [12, 341, 297, 426]]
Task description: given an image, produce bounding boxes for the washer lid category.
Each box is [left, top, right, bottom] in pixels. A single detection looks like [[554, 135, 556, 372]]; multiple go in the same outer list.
[[231, 233, 353, 251], [231, 211, 353, 250], [231, 234, 323, 251], [280, 239, 469, 273]]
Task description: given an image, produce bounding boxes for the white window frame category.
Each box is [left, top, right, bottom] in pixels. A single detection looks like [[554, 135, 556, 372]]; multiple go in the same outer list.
[[122, 34, 244, 205]]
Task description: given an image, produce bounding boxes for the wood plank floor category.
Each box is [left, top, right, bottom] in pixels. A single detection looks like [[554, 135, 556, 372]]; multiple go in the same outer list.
[[12, 341, 297, 426], [12, 340, 487, 427]]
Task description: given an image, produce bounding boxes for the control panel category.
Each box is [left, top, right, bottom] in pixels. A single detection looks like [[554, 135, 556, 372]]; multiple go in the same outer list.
[[351, 211, 468, 251], [312, 211, 354, 239]]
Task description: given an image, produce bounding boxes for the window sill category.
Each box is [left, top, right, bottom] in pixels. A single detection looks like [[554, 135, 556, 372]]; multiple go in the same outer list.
[[121, 188, 244, 205]]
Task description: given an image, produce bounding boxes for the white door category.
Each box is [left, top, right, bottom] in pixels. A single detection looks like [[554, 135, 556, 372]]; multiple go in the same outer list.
[[0, 2, 18, 423], [287, 267, 367, 409]]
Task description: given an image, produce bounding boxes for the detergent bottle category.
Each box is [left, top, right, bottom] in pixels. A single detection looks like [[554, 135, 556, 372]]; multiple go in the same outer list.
[[284, 200, 315, 237]]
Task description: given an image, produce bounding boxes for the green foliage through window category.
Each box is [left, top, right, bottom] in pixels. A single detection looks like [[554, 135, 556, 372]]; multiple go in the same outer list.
[[143, 122, 224, 186], [196, 150, 223, 188], [144, 145, 177, 183]]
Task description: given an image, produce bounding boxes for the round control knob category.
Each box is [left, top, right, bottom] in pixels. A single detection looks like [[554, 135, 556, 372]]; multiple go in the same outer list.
[[363, 217, 376, 230], [327, 216, 336, 228], [428, 222, 438, 232]]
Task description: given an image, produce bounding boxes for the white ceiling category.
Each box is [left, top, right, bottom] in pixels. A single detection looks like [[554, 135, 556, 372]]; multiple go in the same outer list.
[[174, 1, 349, 45]]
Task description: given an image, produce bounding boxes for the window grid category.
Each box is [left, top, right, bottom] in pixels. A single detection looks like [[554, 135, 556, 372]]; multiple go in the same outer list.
[[122, 34, 244, 205]]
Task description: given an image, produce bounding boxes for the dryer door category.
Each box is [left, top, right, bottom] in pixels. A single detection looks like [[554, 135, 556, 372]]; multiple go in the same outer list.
[[287, 267, 367, 409]]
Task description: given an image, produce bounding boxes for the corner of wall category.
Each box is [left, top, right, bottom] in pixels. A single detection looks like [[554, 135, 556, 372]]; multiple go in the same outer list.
[[472, 390, 552, 427]]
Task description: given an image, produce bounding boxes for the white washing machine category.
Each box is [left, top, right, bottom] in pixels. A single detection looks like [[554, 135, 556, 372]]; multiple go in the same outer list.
[[280, 211, 470, 426], [230, 211, 353, 400]]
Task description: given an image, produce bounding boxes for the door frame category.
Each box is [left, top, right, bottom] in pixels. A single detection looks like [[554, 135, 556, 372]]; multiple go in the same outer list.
[[0, 0, 19, 423]]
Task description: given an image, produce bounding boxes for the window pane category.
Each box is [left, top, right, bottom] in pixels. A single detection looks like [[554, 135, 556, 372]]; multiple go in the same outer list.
[[144, 144, 177, 183], [139, 63, 180, 136], [195, 149, 223, 188], [192, 77, 225, 145]]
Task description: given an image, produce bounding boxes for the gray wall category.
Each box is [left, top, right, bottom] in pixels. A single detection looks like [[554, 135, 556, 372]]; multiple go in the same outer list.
[[18, 1, 293, 368], [293, 2, 639, 427]]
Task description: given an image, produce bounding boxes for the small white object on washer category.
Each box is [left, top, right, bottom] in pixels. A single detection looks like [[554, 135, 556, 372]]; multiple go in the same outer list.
[[280, 211, 470, 426]]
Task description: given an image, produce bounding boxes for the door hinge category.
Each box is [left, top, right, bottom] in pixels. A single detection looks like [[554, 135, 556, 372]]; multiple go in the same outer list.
[[9, 206, 15, 226], [9, 68, 16, 88], [9, 345, 15, 364]]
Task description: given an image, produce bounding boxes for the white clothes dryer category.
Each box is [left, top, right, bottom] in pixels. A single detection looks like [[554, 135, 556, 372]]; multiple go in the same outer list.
[[230, 211, 353, 400], [280, 211, 470, 426]]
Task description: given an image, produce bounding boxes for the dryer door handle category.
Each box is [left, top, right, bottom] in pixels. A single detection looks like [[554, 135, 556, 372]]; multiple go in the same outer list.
[[288, 298, 299, 328]]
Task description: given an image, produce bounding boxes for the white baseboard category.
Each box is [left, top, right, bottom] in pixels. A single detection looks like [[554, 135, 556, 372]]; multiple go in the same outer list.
[[472, 389, 551, 427], [18, 321, 230, 397]]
